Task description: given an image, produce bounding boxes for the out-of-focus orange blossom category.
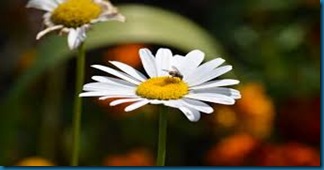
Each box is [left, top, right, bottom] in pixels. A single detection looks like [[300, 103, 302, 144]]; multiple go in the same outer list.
[[210, 82, 275, 139], [237, 82, 274, 116], [236, 82, 275, 139], [103, 44, 147, 68], [212, 106, 237, 129], [103, 148, 154, 166], [205, 133, 259, 166], [255, 142, 320, 166], [15, 156, 55, 166]]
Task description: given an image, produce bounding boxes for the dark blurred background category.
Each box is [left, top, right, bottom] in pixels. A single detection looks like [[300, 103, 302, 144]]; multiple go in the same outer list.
[[0, 0, 320, 166]]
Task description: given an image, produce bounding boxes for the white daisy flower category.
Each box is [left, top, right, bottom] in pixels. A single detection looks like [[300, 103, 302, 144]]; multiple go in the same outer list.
[[80, 48, 241, 122], [26, 0, 125, 50]]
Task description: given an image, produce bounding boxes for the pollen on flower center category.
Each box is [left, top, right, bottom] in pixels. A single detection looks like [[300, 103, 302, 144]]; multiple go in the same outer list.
[[136, 76, 189, 100], [51, 0, 102, 28]]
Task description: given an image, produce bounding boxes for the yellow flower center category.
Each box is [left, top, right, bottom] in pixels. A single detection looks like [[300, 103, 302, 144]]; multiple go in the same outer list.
[[51, 0, 102, 28], [136, 76, 189, 100]]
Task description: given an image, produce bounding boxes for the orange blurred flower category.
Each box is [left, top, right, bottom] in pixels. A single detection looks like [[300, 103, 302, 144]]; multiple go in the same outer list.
[[205, 133, 259, 165], [103, 148, 154, 166], [237, 82, 274, 116], [236, 82, 275, 139], [256, 142, 320, 166], [210, 106, 238, 133], [15, 156, 55, 166], [103, 43, 147, 68]]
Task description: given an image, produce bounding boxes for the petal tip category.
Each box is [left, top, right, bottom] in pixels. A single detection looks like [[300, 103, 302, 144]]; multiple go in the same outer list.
[[91, 64, 102, 69], [188, 49, 205, 57], [218, 58, 225, 62], [188, 118, 200, 122], [139, 48, 150, 53], [206, 108, 214, 114], [124, 107, 132, 112]]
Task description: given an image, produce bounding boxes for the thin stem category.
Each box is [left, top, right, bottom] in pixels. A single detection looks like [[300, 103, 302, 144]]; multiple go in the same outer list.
[[156, 107, 168, 166], [71, 43, 86, 166]]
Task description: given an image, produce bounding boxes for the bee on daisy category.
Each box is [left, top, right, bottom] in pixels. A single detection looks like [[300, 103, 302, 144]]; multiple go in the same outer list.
[[80, 48, 241, 122]]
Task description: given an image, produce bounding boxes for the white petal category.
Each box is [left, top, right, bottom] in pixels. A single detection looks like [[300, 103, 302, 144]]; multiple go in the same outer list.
[[192, 87, 241, 99], [67, 29, 79, 50], [184, 58, 225, 83], [179, 107, 201, 122], [93, 12, 126, 23], [185, 93, 235, 105], [182, 98, 214, 114], [67, 27, 87, 50], [82, 89, 134, 96], [101, 1, 126, 22], [163, 100, 181, 108], [155, 48, 172, 76], [110, 98, 143, 106], [94, 0, 103, 3], [98, 95, 138, 100], [125, 99, 149, 112], [26, 0, 59, 11], [163, 100, 201, 122], [54, 0, 65, 4], [79, 89, 136, 97], [171, 56, 187, 78], [91, 65, 140, 85], [190, 79, 240, 90], [149, 100, 165, 104], [109, 61, 147, 82], [189, 65, 232, 86], [43, 12, 55, 27], [36, 25, 63, 40], [91, 76, 136, 88], [184, 50, 205, 68], [173, 50, 204, 78], [94, 0, 125, 23], [139, 48, 157, 78], [82, 82, 134, 92]]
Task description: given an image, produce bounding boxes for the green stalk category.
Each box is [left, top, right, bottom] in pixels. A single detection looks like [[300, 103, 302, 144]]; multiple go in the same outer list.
[[71, 43, 86, 166], [156, 107, 168, 166]]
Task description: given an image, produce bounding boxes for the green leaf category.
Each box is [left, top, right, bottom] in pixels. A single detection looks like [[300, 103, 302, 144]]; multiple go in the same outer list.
[[6, 4, 224, 100]]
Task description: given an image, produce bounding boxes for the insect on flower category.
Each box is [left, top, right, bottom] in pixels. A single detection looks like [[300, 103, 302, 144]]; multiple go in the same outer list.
[[80, 48, 241, 122], [163, 66, 183, 79]]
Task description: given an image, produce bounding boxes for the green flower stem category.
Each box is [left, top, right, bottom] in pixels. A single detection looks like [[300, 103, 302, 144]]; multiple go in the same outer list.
[[156, 107, 168, 166], [71, 43, 86, 166]]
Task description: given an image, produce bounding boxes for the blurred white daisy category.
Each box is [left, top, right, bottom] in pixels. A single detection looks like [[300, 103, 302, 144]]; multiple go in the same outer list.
[[80, 48, 241, 122], [26, 0, 125, 50]]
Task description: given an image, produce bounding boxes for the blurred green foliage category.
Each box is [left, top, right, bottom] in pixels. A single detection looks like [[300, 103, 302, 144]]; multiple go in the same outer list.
[[203, 0, 320, 100]]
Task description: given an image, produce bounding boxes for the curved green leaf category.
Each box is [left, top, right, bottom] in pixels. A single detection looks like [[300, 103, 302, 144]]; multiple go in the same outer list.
[[7, 4, 225, 100]]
